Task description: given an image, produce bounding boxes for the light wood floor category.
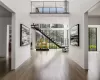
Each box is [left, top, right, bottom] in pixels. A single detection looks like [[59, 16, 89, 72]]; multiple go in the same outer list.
[[0, 50, 100, 80]]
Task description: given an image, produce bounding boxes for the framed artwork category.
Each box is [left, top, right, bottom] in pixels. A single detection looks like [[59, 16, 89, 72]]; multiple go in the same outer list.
[[70, 24, 80, 46], [20, 24, 30, 46]]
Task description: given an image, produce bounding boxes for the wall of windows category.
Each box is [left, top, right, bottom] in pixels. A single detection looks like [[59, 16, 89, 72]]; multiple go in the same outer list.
[[88, 28, 97, 51], [37, 24, 64, 29], [34, 23, 69, 49], [35, 30, 64, 49]]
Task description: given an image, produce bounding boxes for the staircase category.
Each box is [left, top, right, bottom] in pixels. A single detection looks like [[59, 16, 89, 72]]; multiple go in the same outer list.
[[31, 26, 65, 48]]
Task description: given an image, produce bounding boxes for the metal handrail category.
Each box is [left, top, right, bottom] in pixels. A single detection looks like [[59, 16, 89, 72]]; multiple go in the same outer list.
[[31, 1, 69, 14], [41, 27, 69, 46], [31, 23, 69, 47]]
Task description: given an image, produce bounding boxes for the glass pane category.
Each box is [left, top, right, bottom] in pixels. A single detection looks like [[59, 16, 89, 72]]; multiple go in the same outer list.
[[38, 8, 43, 13], [35, 32, 41, 49], [88, 28, 97, 51], [57, 8, 65, 13], [40, 24, 50, 28], [43, 8, 49, 13], [56, 30, 64, 45], [50, 8, 56, 13], [51, 24, 64, 28]]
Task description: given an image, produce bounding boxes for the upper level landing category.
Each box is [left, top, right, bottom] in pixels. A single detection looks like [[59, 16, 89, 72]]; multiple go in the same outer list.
[[30, 1, 69, 17]]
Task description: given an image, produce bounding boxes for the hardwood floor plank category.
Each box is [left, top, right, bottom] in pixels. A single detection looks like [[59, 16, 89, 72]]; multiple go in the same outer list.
[[0, 50, 100, 80]]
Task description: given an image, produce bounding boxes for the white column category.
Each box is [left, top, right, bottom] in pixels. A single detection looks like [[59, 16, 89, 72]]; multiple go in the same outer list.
[[31, 29, 36, 50], [83, 12, 88, 69], [64, 25, 68, 45]]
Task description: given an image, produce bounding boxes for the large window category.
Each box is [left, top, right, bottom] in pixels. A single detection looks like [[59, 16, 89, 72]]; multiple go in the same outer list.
[[39, 24, 64, 29], [40, 24, 50, 28], [51, 24, 64, 28], [35, 23, 65, 49], [88, 28, 97, 51], [35, 29, 64, 49]]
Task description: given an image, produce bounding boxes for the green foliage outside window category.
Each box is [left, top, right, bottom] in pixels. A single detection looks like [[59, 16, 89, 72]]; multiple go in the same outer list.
[[89, 45, 96, 49], [36, 38, 60, 49]]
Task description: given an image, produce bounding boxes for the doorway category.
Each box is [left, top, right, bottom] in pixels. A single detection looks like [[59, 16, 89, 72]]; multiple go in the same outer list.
[[86, 1, 100, 79], [0, 4, 13, 79]]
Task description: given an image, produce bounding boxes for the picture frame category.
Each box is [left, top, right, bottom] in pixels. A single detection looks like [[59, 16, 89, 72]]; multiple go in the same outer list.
[[70, 24, 80, 46], [20, 24, 30, 46]]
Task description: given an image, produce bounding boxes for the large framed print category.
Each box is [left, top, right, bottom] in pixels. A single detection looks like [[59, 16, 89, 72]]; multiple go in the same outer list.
[[20, 24, 30, 46], [70, 24, 79, 46]]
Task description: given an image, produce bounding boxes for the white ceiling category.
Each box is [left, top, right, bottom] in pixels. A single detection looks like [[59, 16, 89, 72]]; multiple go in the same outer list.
[[0, 5, 11, 17], [88, 2, 100, 17]]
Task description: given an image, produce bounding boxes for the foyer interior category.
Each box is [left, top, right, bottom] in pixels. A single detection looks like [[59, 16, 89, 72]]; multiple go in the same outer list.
[[0, 0, 100, 80]]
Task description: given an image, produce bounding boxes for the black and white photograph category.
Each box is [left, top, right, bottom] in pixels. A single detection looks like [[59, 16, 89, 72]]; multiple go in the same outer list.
[[20, 24, 30, 46], [70, 24, 79, 46]]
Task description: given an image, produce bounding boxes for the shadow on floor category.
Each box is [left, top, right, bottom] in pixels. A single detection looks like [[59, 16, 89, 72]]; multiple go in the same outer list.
[[0, 57, 11, 80]]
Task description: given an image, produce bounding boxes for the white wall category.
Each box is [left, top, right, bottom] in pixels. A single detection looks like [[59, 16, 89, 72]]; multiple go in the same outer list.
[[0, 0, 32, 69], [89, 17, 100, 25], [32, 17, 69, 24], [69, 0, 100, 69], [0, 17, 11, 57]]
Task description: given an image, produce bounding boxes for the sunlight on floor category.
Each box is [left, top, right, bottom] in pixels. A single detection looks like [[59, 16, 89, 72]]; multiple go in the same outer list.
[[33, 49, 62, 69]]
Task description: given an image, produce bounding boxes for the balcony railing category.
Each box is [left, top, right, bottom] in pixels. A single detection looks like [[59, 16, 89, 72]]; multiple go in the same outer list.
[[31, 1, 69, 14]]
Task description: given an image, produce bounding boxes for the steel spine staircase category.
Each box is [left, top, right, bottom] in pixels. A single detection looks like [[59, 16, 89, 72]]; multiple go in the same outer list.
[[31, 26, 65, 48]]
